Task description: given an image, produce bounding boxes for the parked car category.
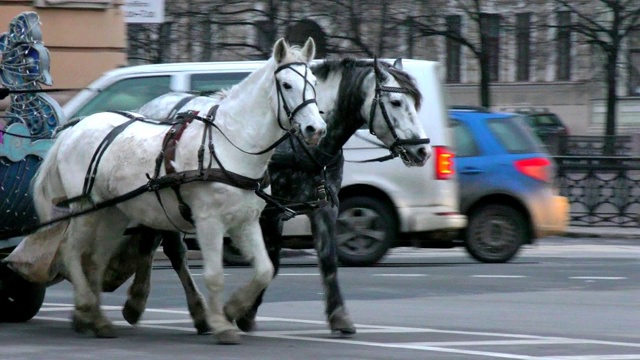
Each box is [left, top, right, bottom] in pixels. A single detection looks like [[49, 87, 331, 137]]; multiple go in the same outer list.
[[61, 59, 467, 266], [449, 107, 569, 263], [501, 107, 570, 154]]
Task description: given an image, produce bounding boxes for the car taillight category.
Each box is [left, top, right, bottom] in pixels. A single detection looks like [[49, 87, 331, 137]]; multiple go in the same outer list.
[[434, 146, 454, 180], [513, 157, 552, 182]]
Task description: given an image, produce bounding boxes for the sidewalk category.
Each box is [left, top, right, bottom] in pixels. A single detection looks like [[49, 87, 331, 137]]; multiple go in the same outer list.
[[563, 225, 640, 239]]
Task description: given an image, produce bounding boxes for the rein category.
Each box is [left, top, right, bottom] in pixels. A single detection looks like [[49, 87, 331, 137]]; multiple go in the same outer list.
[[0, 87, 87, 100], [362, 58, 431, 163]]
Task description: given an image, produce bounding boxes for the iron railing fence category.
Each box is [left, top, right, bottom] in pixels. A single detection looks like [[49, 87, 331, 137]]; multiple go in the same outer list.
[[553, 154, 640, 227]]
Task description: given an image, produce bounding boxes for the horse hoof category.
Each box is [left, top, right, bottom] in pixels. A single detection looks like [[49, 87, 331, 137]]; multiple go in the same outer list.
[[329, 312, 356, 337], [122, 302, 142, 325], [236, 316, 256, 333], [195, 320, 212, 335], [215, 329, 241, 345], [223, 303, 241, 323], [71, 314, 92, 334], [94, 324, 117, 339]]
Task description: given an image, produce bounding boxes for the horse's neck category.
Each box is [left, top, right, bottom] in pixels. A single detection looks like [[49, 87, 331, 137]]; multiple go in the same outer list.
[[314, 73, 365, 156], [201, 61, 283, 178]]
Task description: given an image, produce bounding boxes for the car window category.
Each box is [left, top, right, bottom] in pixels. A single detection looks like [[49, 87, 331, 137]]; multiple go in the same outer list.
[[73, 76, 171, 118], [451, 119, 480, 157], [486, 117, 542, 154], [190, 72, 250, 93], [534, 114, 563, 126]]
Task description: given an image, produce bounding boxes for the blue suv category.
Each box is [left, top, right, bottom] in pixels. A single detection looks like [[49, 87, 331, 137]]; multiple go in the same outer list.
[[449, 108, 569, 263]]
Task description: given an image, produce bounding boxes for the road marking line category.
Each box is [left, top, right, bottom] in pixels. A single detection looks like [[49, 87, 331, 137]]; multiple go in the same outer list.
[[570, 276, 627, 280], [278, 273, 320, 276], [471, 275, 527, 278], [113, 319, 193, 325], [549, 356, 640, 360], [398, 339, 588, 347], [187, 273, 230, 276], [372, 274, 428, 277], [251, 333, 543, 359], [36, 303, 640, 353]]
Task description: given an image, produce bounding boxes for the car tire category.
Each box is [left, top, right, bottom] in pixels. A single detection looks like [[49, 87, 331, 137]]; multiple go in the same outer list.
[[0, 262, 46, 322], [464, 204, 527, 263], [336, 196, 397, 266]]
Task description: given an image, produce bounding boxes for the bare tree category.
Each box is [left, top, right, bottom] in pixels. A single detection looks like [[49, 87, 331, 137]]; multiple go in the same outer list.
[[551, 0, 640, 138], [402, 0, 506, 108]]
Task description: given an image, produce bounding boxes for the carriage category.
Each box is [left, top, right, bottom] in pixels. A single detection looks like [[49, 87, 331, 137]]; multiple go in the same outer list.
[[0, 11, 60, 322]]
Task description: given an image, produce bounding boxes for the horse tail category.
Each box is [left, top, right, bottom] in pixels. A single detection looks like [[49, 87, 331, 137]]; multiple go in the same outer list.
[[32, 129, 71, 221]]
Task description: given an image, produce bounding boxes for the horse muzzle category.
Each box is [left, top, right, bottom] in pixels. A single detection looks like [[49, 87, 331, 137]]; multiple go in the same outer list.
[[298, 123, 327, 147], [399, 144, 431, 167]]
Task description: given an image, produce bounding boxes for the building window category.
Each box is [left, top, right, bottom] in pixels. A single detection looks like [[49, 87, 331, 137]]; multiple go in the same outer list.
[[34, 0, 113, 9], [628, 30, 640, 96], [256, 20, 276, 57], [556, 11, 572, 81], [516, 13, 531, 82], [445, 15, 461, 83], [630, 50, 640, 96], [481, 13, 501, 82]]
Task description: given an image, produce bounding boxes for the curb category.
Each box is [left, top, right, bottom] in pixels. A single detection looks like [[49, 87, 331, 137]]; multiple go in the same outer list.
[[562, 227, 640, 240], [152, 228, 640, 263]]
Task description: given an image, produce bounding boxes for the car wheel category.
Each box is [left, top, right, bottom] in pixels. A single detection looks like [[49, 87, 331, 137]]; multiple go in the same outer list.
[[0, 262, 46, 322], [336, 196, 397, 266], [465, 204, 527, 263], [223, 241, 250, 266]]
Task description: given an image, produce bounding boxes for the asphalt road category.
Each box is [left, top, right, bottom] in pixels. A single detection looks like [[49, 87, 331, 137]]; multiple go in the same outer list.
[[2, 236, 639, 360]]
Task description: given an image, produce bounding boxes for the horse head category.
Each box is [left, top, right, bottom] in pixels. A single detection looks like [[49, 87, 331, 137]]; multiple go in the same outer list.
[[271, 38, 326, 147], [365, 58, 431, 167]]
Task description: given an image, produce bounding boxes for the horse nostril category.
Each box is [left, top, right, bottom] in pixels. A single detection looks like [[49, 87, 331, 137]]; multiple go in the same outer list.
[[305, 125, 317, 135], [418, 146, 429, 160]]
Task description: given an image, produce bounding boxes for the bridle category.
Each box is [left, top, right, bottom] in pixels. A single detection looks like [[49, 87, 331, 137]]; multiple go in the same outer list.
[[367, 58, 430, 163], [274, 62, 318, 131]]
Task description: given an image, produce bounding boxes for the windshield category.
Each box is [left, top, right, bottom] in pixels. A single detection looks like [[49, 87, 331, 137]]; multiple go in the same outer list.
[[487, 116, 544, 154]]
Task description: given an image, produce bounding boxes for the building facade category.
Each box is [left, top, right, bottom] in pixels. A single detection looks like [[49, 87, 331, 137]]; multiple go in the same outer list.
[[127, 0, 640, 135], [0, 0, 127, 108]]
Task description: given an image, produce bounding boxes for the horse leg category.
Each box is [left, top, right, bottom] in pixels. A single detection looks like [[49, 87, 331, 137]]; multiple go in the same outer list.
[[121, 227, 162, 326], [194, 219, 239, 344], [62, 214, 102, 335], [311, 206, 356, 336], [87, 208, 131, 338], [223, 221, 274, 332], [64, 210, 128, 338], [160, 231, 210, 334], [235, 213, 283, 333]]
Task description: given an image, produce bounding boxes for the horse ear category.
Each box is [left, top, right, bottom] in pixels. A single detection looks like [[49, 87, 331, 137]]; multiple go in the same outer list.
[[301, 37, 316, 62], [393, 58, 403, 70], [273, 38, 289, 63]]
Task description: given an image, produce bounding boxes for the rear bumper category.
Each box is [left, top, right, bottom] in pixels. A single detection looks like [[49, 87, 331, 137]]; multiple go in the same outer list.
[[532, 195, 570, 238], [398, 206, 467, 233]]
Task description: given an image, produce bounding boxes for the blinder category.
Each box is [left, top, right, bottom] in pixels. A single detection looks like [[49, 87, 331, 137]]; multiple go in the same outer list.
[[274, 62, 318, 130], [367, 58, 430, 162]]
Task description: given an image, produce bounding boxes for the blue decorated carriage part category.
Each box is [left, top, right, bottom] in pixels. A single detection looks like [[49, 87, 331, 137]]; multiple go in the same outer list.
[[0, 12, 61, 235], [0, 11, 60, 137], [0, 123, 53, 232]]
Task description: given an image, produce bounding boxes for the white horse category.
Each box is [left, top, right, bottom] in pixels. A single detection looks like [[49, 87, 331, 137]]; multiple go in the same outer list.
[[31, 38, 326, 344]]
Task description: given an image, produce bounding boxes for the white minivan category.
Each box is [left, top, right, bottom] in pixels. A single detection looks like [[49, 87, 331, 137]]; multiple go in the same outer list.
[[62, 59, 467, 265]]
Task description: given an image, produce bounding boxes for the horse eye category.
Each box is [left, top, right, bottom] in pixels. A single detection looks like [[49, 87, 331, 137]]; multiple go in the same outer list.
[[283, 82, 292, 90], [390, 99, 402, 107]]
